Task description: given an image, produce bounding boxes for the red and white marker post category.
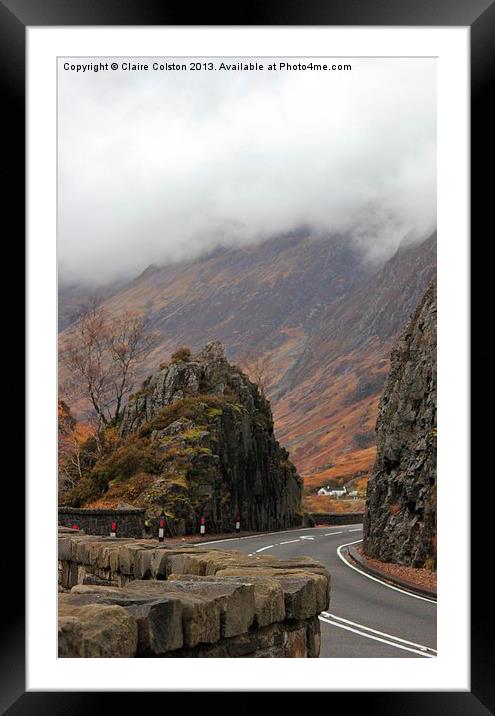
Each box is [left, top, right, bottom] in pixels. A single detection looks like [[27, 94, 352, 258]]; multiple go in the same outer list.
[[110, 521, 117, 538], [158, 514, 166, 542], [235, 512, 241, 534], [200, 515, 206, 536]]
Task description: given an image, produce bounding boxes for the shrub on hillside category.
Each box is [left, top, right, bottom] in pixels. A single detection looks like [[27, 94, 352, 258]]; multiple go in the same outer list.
[[62, 471, 111, 507], [102, 441, 161, 482], [170, 346, 192, 363]]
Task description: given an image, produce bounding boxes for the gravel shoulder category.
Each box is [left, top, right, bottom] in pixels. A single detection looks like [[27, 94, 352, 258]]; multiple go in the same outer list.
[[354, 544, 437, 594]]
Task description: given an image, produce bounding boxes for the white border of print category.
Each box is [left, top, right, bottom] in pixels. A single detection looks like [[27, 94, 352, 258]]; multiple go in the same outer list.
[[27, 26, 469, 691]]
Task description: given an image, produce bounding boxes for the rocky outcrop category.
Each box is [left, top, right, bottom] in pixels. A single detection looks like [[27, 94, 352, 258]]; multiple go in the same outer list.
[[363, 281, 436, 568], [79, 342, 303, 533], [120, 342, 254, 434], [58, 530, 329, 657]]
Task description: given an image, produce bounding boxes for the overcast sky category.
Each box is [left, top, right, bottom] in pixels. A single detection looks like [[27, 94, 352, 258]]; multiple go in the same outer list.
[[58, 58, 436, 286]]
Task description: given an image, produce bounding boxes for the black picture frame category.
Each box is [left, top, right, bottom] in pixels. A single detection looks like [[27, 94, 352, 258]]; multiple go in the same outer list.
[[4, 0, 488, 711]]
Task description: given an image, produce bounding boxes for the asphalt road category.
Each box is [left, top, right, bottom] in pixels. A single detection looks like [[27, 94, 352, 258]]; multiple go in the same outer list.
[[196, 525, 437, 658]]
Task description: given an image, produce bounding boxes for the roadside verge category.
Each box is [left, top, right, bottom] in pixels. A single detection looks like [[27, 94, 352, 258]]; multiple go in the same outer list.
[[346, 545, 437, 600]]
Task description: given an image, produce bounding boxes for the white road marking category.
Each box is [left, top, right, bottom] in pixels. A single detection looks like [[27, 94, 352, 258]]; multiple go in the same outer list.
[[337, 539, 437, 604], [255, 545, 274, 553], [321, 612, 437, 653], [318, 615, 435, 657], [300, 536, 315, 540], [279, 539, 300, 545], [193, 527, 314, 546], [325, 531, 343, 536], [316, 523, 364, 529], [349, 528, 362, 532]]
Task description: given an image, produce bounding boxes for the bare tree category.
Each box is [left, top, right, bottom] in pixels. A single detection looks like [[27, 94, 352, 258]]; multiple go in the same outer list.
[[58, 430, 83, 492], [58, 400, 85, 492], [237, 350, 275, 396], [107, 311, 157, 420], [60, 302, 156, 428]]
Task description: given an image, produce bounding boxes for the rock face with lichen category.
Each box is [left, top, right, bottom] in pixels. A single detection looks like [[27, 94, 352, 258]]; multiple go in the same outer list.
[[73, 342, 303, 534], [363, 282, 437, 568]]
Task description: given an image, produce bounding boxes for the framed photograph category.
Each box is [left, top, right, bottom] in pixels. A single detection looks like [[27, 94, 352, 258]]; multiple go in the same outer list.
[[4, 0, 487, 709]]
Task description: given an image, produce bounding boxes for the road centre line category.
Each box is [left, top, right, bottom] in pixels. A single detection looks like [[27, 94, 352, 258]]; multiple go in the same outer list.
[[193, 526, 314, 546], [318, 615, 434, 657], [245, 530, 364, 553], [194, 525, 363, 547], [337, 539, 437, 604], [325, 531, 343, 536], [349, 528, 362, 532], [321, 612, 436, 653]]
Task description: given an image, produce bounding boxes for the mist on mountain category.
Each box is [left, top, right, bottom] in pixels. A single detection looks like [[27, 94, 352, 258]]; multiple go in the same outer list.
[[58, 57, 436, 286]]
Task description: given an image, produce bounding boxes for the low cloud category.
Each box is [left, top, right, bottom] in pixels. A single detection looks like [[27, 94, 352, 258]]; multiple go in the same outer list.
[[58, 57, 436, 285]]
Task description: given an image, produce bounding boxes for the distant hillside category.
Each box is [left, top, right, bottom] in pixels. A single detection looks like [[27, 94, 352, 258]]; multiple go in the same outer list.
[[58, 278, 128, 331], [59, 231, 436, 500], [275, 233, 436, 495]]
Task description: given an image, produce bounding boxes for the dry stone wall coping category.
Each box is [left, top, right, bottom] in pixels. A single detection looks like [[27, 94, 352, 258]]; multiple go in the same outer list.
[[58, 529, 330, 658]]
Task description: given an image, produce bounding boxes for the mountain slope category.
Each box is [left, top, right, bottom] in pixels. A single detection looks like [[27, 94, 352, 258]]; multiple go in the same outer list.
[[59, 231, 436, 500], [274, 233, 436, 493]]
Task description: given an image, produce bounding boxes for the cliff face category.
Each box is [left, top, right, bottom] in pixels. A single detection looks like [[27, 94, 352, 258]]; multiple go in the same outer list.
[[363, 281, 437, 568], [96, 342, 303, 533]]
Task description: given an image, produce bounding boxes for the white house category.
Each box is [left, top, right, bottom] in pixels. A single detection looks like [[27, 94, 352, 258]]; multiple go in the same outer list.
[[318, 485, 349, 498], [328, 486, 347, 498]]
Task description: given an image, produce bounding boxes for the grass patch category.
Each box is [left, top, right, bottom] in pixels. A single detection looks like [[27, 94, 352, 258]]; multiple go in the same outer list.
[[206, 407, 223, 417], [138, 394, 228, 438]]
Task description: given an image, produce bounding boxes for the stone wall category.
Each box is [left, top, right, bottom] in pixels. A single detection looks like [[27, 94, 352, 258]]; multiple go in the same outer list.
[[309, 512, 364, 526], [58, 529, 330, 658], [58, 507, 145, 538]]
